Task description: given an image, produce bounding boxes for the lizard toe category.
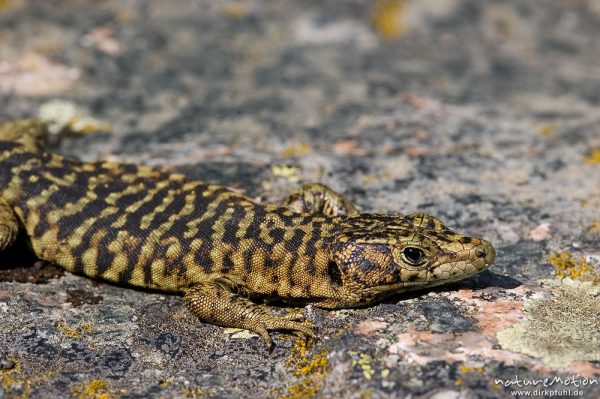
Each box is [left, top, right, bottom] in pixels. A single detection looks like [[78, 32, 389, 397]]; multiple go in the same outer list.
[[253, 325, 274, 350], [282, 309, 305, 322]]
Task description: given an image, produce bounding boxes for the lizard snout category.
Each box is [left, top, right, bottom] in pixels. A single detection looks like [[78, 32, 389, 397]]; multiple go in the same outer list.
[[473, 240, 495, 266]]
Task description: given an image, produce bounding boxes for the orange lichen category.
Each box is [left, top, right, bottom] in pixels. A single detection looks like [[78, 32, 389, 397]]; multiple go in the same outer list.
[[332, 139, 359, 155]]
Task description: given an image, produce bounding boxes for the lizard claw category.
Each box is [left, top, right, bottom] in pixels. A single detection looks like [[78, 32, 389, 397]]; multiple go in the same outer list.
[[250, 319, 317, 350], [255, 326, 274, 351], [282, 308, 306, 322], [288, 320, 317, 341], [255, 319, 317, 348]]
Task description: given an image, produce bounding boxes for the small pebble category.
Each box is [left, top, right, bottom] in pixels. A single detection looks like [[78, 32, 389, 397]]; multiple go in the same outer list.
[[0, 359, 15, 370]]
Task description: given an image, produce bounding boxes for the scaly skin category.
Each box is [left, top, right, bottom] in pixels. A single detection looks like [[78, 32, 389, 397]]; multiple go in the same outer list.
[[0, 119, 495, 348]]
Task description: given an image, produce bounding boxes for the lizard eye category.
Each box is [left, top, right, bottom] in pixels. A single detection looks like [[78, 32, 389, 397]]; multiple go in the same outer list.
[[402, 247, 426, 265]]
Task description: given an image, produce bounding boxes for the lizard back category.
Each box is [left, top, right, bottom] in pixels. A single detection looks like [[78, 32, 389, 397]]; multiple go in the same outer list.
[[1, 140, 326, 293]]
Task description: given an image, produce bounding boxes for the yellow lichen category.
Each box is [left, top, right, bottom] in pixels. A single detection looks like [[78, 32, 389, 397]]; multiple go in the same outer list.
[[536, 123, 555, 137], [38, 100, 110, 136], [158, 379, 170, 388], [351, 353, 375, 380], [279, 339, 329, 399], [360, 391, 373, 399], [279, 143, 311, 158], [55, 320, 94, 339], [458, 365, 485, 374], [370, 0, 406, 39], [548, 252, 599, 283], [0, 359, 32, 399], [454, 365, 485, 387], [72, 379, 113, 399], [0, 358, 58, 398], [584, 147, 600, 165], [270, 164, 302, 182], [587, 220, 600, 235]]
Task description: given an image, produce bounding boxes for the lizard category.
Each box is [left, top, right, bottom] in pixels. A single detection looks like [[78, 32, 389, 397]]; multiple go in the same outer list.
[[0, 119, 495, 349]]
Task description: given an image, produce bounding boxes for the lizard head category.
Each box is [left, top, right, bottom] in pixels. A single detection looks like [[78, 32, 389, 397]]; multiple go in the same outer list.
[[329, 212, 495, 303]]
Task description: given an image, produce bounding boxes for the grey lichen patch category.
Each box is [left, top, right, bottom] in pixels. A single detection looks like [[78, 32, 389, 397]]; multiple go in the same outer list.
[[497, 279, 600, 368]]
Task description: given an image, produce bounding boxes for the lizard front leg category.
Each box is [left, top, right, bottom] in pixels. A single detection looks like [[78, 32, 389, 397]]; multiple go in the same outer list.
[[184, 277, 316, 350], [284, 182, 359, 216], [0, 198, 19, 252]]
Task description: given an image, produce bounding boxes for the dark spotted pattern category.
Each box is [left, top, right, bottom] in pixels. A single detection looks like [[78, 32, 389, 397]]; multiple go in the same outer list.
[[0, 120, 495, 346]]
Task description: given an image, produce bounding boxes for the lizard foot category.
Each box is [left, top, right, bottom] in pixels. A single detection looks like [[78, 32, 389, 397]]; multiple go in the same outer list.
[[253, 318, 317, 351], [281, 308, 306, 321], [284, 182, 359, 216], [184, 280, 317, 350]]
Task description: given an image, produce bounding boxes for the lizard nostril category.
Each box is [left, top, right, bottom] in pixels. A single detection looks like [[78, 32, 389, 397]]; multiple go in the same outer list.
[[473, 244, 491, 260], [473, 242, 496, 264]]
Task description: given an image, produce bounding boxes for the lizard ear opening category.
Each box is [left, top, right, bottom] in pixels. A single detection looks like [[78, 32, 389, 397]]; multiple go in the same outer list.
[[327, 260, 343, 286]]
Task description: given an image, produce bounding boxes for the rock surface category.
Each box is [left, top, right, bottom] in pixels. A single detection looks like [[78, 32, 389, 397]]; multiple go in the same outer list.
[[1, 1, 599, 398]]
